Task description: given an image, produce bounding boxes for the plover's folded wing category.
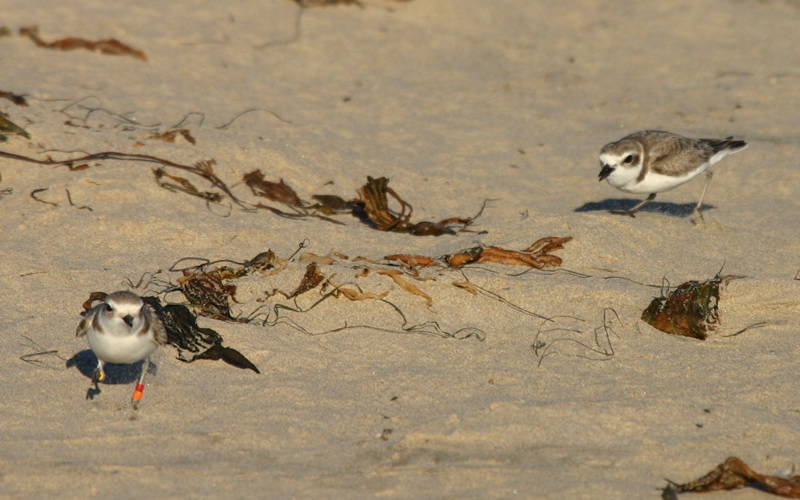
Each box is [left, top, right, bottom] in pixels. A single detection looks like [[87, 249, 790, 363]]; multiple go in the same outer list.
[[144, 304, 168, 346], [75, 305, 100, 337], [649, 135, 714, 176]]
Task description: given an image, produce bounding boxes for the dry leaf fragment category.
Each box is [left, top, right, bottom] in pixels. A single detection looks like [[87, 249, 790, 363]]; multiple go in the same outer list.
[[0, 90, 28, 106], [385, 254, 439, 269], [378, 270, 433, 306], [355, 176, 475, 236], [286, 262, 325, 299], [153, 168, 222, 203], [669, 456, 800, 497], [146, 129, 196, 145], [20, 26, 147, 61], [178, 271, 237, 320], [332, 286, 389, 301], [642, 275, 730, 340], [295, 0, 364, 7], [524, 236, 573, 255], [243, 170, 304, 207], [447, 247, 484, 267], [311, 194, 350, 214], [447, 237, 573, 269], [0, 113, 30, 140], [452, 280, 478, 295], [299, 252, 338, 266]]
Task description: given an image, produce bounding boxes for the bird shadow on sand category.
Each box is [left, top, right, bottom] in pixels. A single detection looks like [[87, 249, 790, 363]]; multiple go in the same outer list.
[[66, 349, 154, 384], [574, 199, 715, 218]]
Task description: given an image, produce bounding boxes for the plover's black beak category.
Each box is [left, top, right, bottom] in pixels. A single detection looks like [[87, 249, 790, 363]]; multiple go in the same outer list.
[[123, 315, 134, 327], [598, 165, 614, 181]]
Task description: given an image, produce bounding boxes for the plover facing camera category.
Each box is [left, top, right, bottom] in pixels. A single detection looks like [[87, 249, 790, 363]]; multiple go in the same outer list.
[[598, 130, 747, 219], [76, 291, 167, 407]]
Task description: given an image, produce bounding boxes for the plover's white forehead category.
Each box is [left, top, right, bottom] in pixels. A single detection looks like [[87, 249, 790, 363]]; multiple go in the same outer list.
[[105, 291, 144, 314]]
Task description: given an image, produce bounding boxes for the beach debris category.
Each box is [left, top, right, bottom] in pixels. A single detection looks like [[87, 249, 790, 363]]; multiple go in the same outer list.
[[140, 297, 260, 373], [665, 456, 800, 497], [146, 128, 196, 145], [532, 308, 619, 366], [0, 149, 486, 233], [263, 261, 326, 300], [0, 150, 247, 209], [243, 169, 344, 225], [385, 254, 439, 269], [0, 112, 30, 140], [19, 26, 147, 61], [355, 176, 478, 236], [30, 188, 57, 207], [641, 275, 730, 340], [177, 269, 238, 320], [244, 170, 304, 207], [453, 237, 572, 269], [378, 269, 433, 306], [294, 0, 364, 7], [383, 237, 572, 271], [153, 167, 223, 204], [0, 90, 28, 106]]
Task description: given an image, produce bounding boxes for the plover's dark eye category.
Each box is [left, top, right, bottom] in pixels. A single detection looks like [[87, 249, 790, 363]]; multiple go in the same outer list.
[[623, 155, 634, 164], [104, 303, 113, 312]]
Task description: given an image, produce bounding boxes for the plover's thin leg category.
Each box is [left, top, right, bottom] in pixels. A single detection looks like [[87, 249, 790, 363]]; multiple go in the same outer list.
[[131, 358, 151, 408], [610, 193, 656, 218], [693, 171, 714, 219], [92, 359, 106, 383]]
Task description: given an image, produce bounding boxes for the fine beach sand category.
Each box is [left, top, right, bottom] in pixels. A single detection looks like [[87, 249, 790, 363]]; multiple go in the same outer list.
[[1, 1, 799, 498]]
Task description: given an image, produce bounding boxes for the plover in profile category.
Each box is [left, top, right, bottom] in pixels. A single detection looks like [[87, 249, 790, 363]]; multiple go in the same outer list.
[[598, 130, 747, 218], [76, 291, 167, 407]]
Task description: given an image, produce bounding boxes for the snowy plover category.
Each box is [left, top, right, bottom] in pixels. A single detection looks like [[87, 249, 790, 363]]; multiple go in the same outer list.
[[598, 130, 747, 218], [76, 291, 167, 407]]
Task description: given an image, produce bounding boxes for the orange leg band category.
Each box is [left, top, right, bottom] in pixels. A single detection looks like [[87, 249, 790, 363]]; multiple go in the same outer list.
[[132, 383, 145, 402]]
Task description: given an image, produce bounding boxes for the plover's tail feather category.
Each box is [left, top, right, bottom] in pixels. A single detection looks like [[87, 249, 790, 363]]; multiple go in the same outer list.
[[701, 136, 748, 154]]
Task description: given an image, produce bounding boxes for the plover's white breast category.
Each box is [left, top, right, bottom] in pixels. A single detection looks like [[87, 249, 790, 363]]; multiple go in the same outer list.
[[88, 328, 158, 364], [616, 162, 711, 194]]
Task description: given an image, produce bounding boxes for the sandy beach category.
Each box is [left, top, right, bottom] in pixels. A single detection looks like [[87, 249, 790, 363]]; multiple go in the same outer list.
[[1, 0, 799, 498]]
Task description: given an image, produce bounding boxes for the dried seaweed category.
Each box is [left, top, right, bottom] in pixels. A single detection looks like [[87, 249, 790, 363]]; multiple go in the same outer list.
[[146, 129, 196, 144], [378, 269, 433, 306], [177, 270, 237, 320], [471, 237, 572, 269], [642, 275, 731, 340], [0, 149, 488, 232], [20, 26, 147, 61], [295, 0, 364, 7], [532, 308, 619, 366], [244, 170, 303, 206], [19, 335, 66, 369], [0, 112, 30, 140], [30, 188, 57, 207], [0, 90, 27, 106], [271, 262, 325, 299], [385, 254, 439, 269], [165, 249, 485, 341], [384, 237, 572, 271], [666, 456, 800, 497], [243, 169, 345, 224], [140, 297, 259, 373], [66, 189, 93, 211], [0, 150, 247, 209], [354, 176, 477, 236], [153, 167, 223, 204]]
